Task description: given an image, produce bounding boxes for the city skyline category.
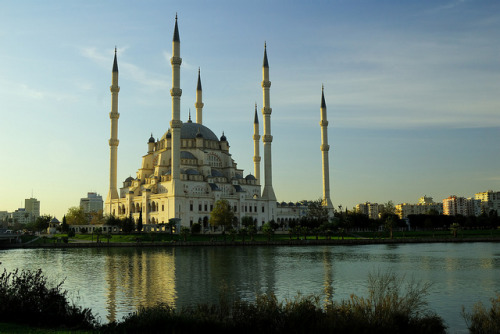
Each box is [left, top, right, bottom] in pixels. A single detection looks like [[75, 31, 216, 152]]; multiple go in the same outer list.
[[0, 1, 499, 219]]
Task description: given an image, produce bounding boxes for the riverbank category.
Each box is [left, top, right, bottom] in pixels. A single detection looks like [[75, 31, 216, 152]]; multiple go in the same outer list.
[[1, 235, 499, 249]]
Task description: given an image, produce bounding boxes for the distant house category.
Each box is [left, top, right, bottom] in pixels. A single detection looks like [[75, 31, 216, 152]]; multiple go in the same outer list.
[[47, 217, 60, 234]]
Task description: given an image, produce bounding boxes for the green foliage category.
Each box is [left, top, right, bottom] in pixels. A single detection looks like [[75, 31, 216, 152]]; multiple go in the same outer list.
[[0, 268, 96, 330], [180, 226, 190, 241], [94, 227, 103, 243], [137, 210, 143, 232], [34, 214, 52, 232], [210, 200, 234, 230], [66, 206, 87, 225], [191, 222, 201, 234], [101, 271, 446, 334], [241, 216, 254, 228], [304, 199, 330, 228], [262, 222, 274, 241], [462, 292, 500, 334], [121, 214, 135, 234], [61, 215, 69, 233]]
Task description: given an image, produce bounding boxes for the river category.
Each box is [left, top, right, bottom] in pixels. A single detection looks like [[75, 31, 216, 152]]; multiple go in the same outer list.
[[0, 242, 498, 333]]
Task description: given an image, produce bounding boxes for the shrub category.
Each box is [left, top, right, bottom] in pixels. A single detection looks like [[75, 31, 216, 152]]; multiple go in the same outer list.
[[0, 268, 97, 330], [462, 292, 500, 334]]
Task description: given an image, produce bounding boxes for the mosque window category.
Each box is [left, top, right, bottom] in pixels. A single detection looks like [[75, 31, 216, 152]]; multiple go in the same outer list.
[[208, 154, 222, 167]]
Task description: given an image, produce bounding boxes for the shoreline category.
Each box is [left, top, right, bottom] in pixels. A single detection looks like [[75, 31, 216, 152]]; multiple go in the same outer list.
[[1, 236, 499, 249]]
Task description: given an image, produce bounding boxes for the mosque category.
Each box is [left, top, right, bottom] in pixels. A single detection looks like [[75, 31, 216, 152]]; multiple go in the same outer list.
[[104, 16, 333, 230]]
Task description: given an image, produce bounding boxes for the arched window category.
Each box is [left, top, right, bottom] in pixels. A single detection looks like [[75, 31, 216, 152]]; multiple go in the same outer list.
[[207, 153, 222, 167]]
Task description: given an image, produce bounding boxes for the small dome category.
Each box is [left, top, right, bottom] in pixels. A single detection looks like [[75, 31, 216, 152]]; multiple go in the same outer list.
[[148, 134, 155, 143], [220, 132, 227, 141], [211, 169, 224, 177], [125, 176, 134, 182], [245, 174, 256, 180], [185, 169, 200, 175], [180, 151, 196, 159], [166, 131, 171, 139], [196, 128, 203, 138], [281, 201, 287, 206]]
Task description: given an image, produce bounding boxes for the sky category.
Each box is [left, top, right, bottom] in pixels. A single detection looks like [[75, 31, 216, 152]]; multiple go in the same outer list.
[[0, 0, 499, 219]]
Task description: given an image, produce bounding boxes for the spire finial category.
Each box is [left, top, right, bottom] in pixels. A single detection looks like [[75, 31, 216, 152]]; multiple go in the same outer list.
[[173, 14, 180, 42], [188, 109, 192, 122], [254, 103, 259, 124], [197, 67, 202, 91], [112, 47, 118, 72], [263, 42, 269, 68], [321, 84, 326, 108]]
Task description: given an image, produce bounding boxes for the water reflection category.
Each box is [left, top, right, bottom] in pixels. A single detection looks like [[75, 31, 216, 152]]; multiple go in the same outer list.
[[0, 242, 498, 333]]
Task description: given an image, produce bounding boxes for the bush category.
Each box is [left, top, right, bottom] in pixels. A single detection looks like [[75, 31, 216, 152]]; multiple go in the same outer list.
[[102, 272, 446, 334], [462, 292, 500, 334], [0, 268, 97, 330]]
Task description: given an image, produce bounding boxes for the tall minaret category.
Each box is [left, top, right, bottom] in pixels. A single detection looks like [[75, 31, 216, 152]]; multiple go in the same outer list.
[[106, 48, 120, 208], [170, 14, 182, 186], [253, 103, 261, 184], [320, 85, 333, 209], [195, 68, 204, 124], [261, 43, 276, 201]]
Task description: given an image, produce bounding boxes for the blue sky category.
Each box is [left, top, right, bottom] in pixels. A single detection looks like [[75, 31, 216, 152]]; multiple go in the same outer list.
[[0, 0, 499, 219]]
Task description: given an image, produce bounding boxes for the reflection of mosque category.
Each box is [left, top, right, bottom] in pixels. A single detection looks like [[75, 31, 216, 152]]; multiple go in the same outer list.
[[103, 247, 337, 323], [104, 16, 334, 230], [104, 247, 281, 322]]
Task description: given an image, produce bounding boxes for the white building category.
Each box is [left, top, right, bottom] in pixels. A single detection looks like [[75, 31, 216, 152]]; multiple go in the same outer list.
[[396, 196, 443, 219], [475, 190, 500, 215], [24, 197, 40, 223], [104, 16, 334, 230], [356, 202, 383, 220], [10, 208, 29, 224], [442, 196, 481, 217], [80, 192, 103, 213]]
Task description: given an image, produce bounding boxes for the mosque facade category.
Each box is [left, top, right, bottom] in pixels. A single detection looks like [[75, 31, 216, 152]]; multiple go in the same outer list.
[[104, 16, 333, 230]]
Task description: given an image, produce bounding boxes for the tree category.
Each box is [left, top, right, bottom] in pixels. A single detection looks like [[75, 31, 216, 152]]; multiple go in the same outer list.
[[89, 210, 104, 225], [137, 210, 143, 233], [384, 215, 396, 239], [94, 227, 103, 243], [121, 214, 135, 234], [450, 223, 460, 238], [66, 207, 87, 225], [262, 222, 274, 241], [61, 215, 69, 233], [34, 215, 52, 233], [209, 199, 234, 231], [166, 219, 177, 234], [241, 216, 254, 229], [238, 227, 248, 243], [180, 226, 190, 241], [306, 199, 330, 228]]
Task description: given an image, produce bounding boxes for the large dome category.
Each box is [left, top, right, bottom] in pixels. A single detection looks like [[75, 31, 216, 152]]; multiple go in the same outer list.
[[161, 122, 219, 141]]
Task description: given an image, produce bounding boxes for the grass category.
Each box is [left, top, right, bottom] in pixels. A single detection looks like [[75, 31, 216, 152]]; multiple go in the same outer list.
[[52, 228, 500, 244]]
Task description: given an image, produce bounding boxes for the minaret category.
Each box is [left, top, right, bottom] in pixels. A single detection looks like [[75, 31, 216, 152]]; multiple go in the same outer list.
[[253, 103, 261, 184], [320, 85, 333, 209], [261, 43, 276, 201], [170, 15, 182, 186], [195, 68, 204, 124], [106, 48, 120, 208]]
